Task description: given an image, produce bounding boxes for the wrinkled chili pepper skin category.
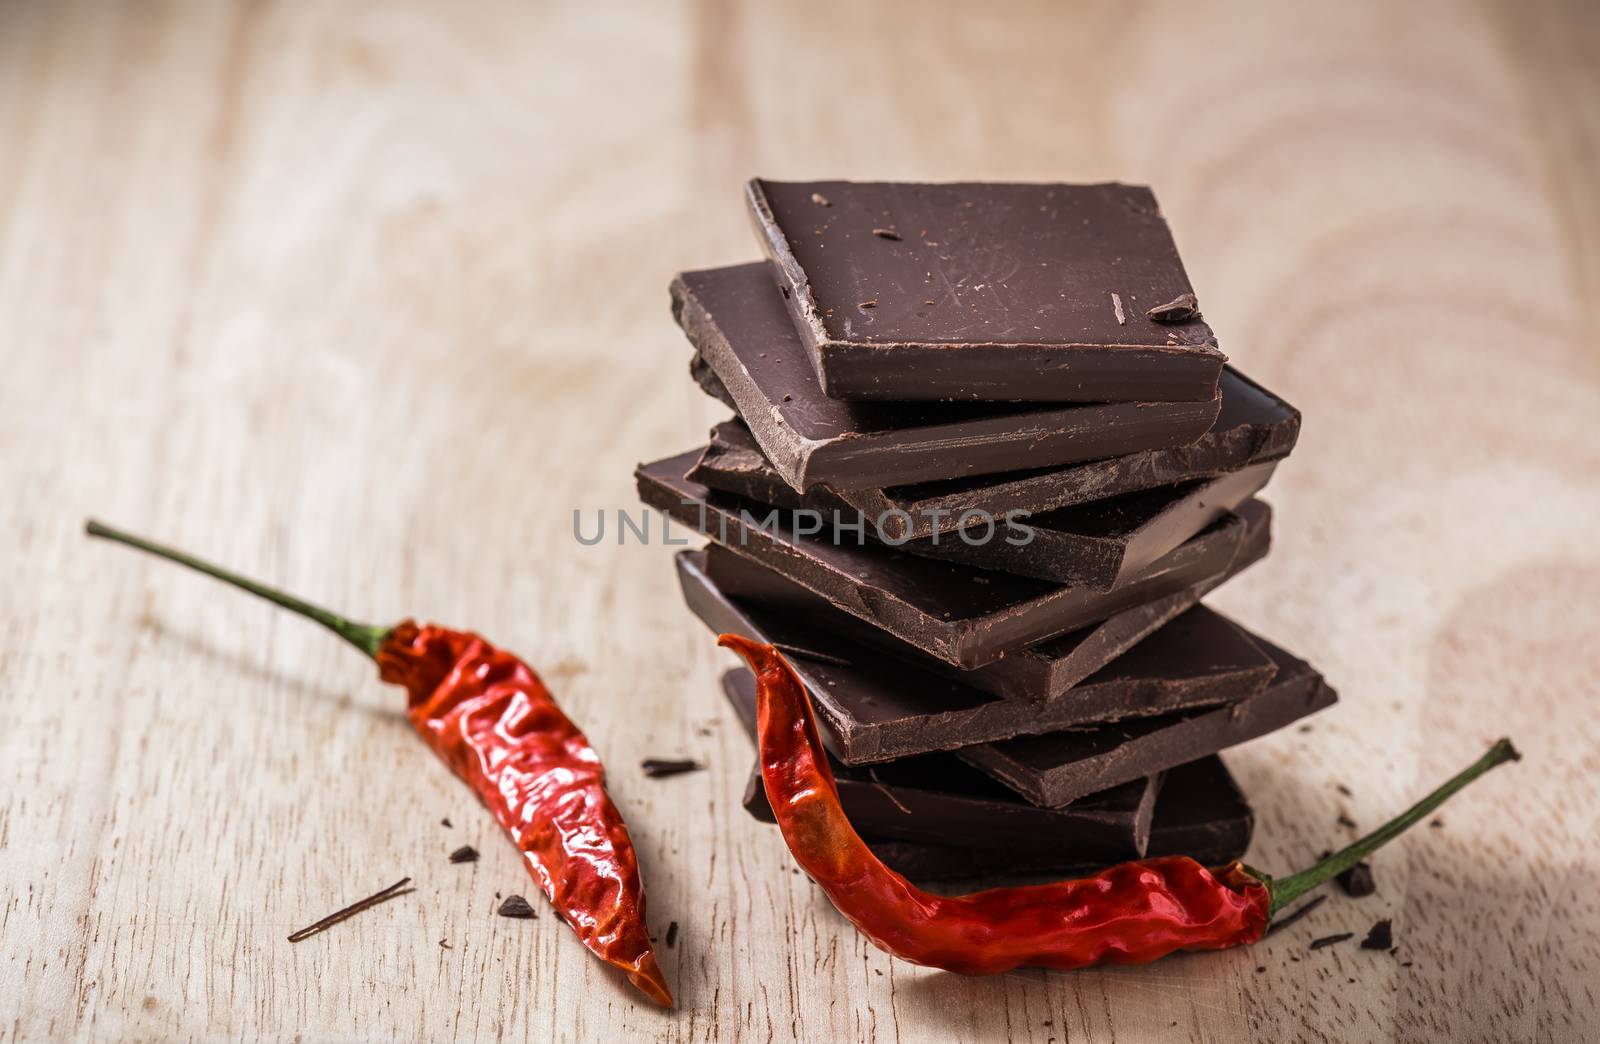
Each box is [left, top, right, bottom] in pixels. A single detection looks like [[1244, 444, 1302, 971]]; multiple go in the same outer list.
[[719, 634, 1271, 974], [380, 622, 673, 1007]]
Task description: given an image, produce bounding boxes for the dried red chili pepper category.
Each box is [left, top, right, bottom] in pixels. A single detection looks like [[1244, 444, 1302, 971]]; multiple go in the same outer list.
[[719, 633, 1518, 974], [87, 521, 673, 1008]]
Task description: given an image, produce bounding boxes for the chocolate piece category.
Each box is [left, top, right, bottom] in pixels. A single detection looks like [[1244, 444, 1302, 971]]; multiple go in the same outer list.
[[497, 895, 537, 919], [640, 758, 703, 778], [901, 464, 1274, 587], [745, 179, 1224, 402], [1360, 919, 1394, 951], [690, 366, 1298, 544], [676, 549, 1276, 763], [674, 263, 1222, 491], [721, 670, 1161, 859], [1338, 860, 1377, 898], [848, 756, 1254, 882], [701, 500, 1269, 701], [688, 419, 1276, 588], [689, 357, 1296, 542], [448, 845, 479, 864], [958, 633, 1337, 806], [1309, 933, 1353, 951], [638, 452, 1249, 669], [1146, 293, 1201, 322]]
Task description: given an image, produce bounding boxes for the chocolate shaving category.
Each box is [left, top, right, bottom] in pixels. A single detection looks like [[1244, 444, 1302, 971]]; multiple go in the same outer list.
[[438, 938, 453, 949], [641, 758, 703, 779], [770, 641, 853, 668], [440, 817, 452, 828], [1110, 292, 1126, 325], [1309, 932, 1354, 951], [665, 921, 679, 948], [858, 299, 878, 309], [498, 895, 538, 919], [810, 192, 830, 207], [1265, 894, 1326, 936], [448, 845, 479, 864], [287, 877, 413, 943], [867, 767, 914, 816], [1360, 919, 1393, 950], [1145, 292, 1201, 322], [871, 227, 902, 241]]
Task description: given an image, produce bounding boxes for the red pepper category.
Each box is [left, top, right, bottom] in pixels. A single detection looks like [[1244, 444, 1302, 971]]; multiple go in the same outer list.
[[87, 522, 673, 1008], [719, 633, 1517, 974]]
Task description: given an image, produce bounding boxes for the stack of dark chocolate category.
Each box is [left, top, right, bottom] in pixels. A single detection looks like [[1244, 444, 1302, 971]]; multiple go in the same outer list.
[[638, 179, 1335, 881]]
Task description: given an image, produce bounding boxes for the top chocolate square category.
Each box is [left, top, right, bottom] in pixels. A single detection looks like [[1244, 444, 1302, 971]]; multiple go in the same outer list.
[[746, 179, 1224, 402]]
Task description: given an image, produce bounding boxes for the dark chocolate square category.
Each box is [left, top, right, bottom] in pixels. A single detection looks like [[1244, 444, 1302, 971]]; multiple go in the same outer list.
[[720, 670, 1162, 861], [747, 179, 1223, 402], [675, 263, 1221, 491]]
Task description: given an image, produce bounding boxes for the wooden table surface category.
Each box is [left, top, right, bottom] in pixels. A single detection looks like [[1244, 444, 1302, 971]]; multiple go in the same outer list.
[[4, 1, 1597, 1041]]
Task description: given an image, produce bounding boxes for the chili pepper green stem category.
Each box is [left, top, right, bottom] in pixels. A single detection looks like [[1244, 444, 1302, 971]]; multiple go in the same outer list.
[[85, 519, 390, 659], [1261, 738, 1521, 915]]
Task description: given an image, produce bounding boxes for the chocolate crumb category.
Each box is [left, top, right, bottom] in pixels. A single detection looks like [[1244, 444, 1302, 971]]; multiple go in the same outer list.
[[810, 192, 830, 207], [858, 299, 878, 309], [1401, 961, 1414, 968], [441, 817, 452, 828], [1340, 861, 1376, 897], [1430, 817, 1444, 829], [1255, 966, 1266, 973], [448, 845, 479, 864], [665, 920, 679, 948], [871, 227, 901, 241], [1145, 292, 1201, 322], [1335, 783, 1353, 797], [1298, 724, 1314, 733], [1337, 812, 1358, 830], [1360, 919, 1393, 951], [641, 758, 703, 779], [1309, 932, 1354, 951], [498, 895, 537, 919]]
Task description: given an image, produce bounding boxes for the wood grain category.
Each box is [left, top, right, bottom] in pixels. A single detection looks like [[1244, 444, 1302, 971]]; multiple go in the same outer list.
[[2, 0, 1597, 1041]]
